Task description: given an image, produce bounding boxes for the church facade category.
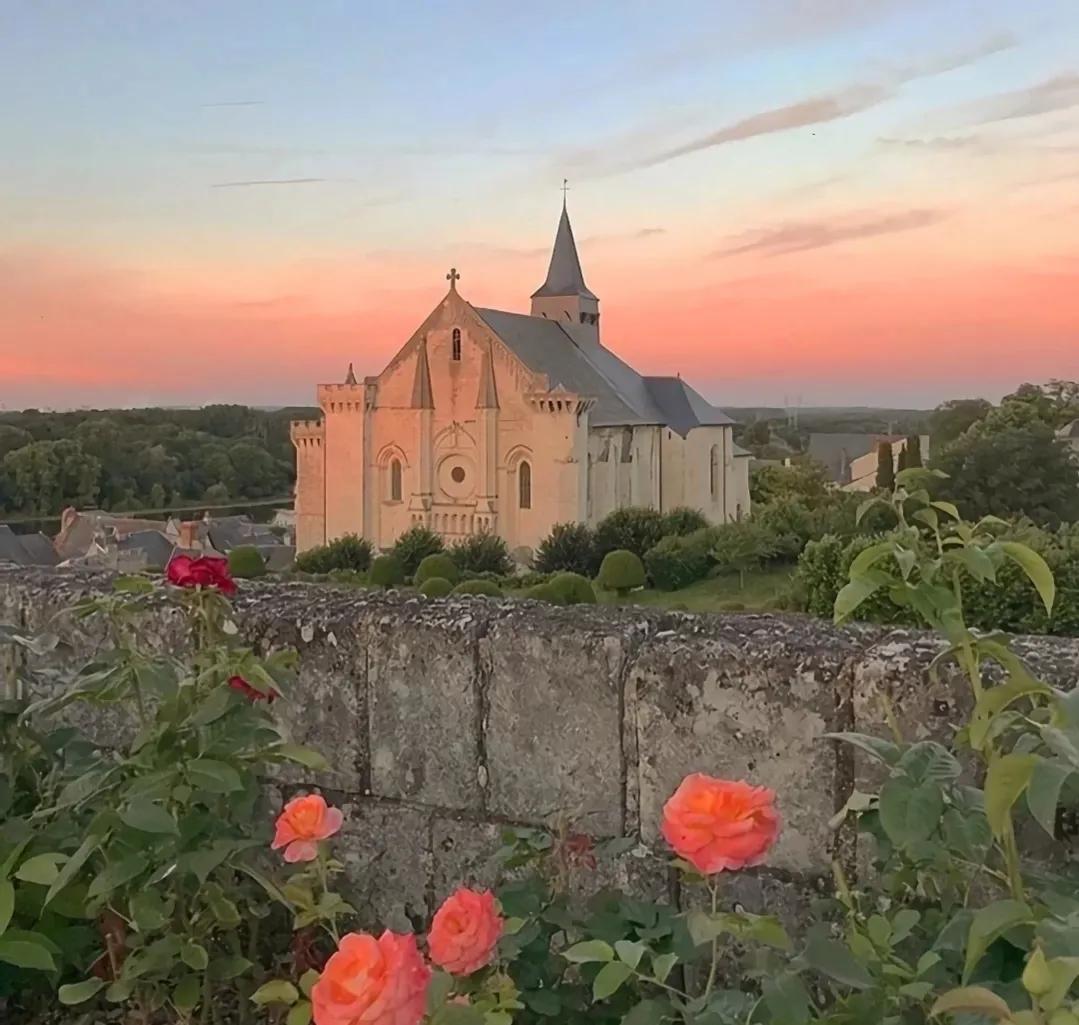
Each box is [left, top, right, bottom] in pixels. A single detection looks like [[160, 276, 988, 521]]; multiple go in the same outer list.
[[291, 204, 750, 555]]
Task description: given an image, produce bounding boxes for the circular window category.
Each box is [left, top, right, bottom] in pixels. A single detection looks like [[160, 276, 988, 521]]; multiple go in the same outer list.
[[450, 466, 466, 483]]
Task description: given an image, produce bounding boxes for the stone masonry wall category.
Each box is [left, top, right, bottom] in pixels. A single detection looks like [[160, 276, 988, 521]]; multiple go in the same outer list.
[[3, 566, 1078, 934]]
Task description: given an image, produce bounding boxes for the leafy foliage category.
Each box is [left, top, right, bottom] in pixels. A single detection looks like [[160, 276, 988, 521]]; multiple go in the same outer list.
[[875, 442, 895, 491], [644, 530, 715, 591], [533, 522, 598, 577], [659, 507, 710, 538], [594, 508, 665, 562], [369, 554, 404, 588], [391, 525, 445, 577], [450, 532, 514, 577], [451, 579, 503, 597], [0, 404, 304, 519], [711, 521, 778, 588], [548, 572, 596, 605], [415, 553, 460, 586], [228, 544, 267, 579], [597, 550, 646, 596], [294, 534, 373, 574], [418, 577, 454, 598]]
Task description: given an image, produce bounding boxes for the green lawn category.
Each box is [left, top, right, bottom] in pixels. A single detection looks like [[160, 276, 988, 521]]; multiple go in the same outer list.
[[507, 566, 795, 614]]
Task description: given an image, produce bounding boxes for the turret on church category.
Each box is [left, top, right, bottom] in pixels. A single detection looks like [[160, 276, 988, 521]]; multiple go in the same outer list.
[[291, 201, 750, 556]]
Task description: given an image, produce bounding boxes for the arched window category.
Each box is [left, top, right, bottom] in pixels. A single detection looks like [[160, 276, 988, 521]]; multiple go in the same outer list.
[[451, 328, 461, 361], [518, 461, 532, 510], [390, 459, 402, 502], [709, 445, 719, 498]]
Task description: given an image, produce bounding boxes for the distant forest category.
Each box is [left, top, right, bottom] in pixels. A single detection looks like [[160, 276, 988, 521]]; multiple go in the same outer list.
[[0, 405, 319, 523]]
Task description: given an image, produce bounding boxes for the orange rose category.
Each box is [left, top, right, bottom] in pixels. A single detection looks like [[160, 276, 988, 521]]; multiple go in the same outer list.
[[428, 888, 503, 976], [312, 931, 430, 1025], [661, 774, 779, 874], [272, 794, 343, 863]]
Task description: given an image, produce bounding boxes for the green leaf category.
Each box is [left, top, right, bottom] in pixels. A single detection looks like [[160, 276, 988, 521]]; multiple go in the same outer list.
[[614, 939, 646, 969], [271, 743, 331, 771], [970, 678, 1051, 751], [1027, 758, 1073, 837], [113, 575, 155, 594], [956, 546, 997, 584], [984, 754, 1037, 838], [963, 900, 1033, 983], [87, 853, 147, 899], [823, 732, 900, 765], [121, 798, 178, 835], [287, 1002, 313, 1025], [879, 779, 943, 848], [181, 941, 209, 970], [58, 978, 106, 1005], [1043, 956, 1079, 1013], [762, 971, 811, 1025], [849, 541, 896, 578], [592, 961, 634, 1001], [999, 541, 1055, 616], [45, 833, 102, 906], [651, 951, 678, 984], [189, 684, 232, 726], [623, 1000, 671, 1025], [0, 880, 13, 936], [174, 975, 201, 1012], [251, 980, 300, 1006], [931, 500, 961, 521], [804, 934, 874, 990], [522, 989, 561, 1016], [130, 891, 169, 932], [298, 968, 320, 997], [834, 572, 888, 623], [563, 939, 615, 964], [930, 986, 1014, 1020], [0, 936, 57, 971], [186, 759, 243, 794], [209, 955, 253, 981], [15, 852, 67, 885]]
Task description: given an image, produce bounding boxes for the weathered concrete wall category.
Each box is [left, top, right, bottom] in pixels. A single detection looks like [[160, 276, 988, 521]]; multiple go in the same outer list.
[[3, 566, 1078, 933]]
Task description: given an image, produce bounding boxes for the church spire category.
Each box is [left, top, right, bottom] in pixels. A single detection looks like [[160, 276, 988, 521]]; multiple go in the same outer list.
[[410, 337, 434, 409], [530, 200, 597, 301], [344, 362, 357, 385], [475, 345, 499, 409]]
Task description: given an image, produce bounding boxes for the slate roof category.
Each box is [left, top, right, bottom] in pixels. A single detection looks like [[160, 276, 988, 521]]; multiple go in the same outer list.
[[474, 308, 735, 436], [0, 525, 58, 566], [1057, 419, 1079, 439], [808, 433, 900, 484], [117, 530, 176, 571], [530, 204, 597, 301]]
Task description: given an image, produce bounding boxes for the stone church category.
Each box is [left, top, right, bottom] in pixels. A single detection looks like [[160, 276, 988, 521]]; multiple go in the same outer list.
[[291, 203, 750, 555]]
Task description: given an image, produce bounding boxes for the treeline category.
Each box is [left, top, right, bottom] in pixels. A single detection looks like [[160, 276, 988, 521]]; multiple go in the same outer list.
[[0, 405, 318, 519]]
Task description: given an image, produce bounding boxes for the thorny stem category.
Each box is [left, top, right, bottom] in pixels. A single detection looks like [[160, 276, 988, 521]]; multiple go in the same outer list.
[[316, 846, 340, 943]]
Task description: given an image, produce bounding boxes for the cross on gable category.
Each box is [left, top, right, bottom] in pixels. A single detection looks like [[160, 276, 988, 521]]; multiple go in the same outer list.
[[446, 267, 460, 289]]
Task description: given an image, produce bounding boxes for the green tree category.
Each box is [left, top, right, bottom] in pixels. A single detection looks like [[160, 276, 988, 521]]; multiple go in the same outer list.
[[1, 439, 100, 515], [934, 424, 1079, 527], [929, 398, 993, 447], [750, 462, 830, 506], [875, 442, 895, 491], [0, 424, 31, 460], [710, 521, 777, 588]]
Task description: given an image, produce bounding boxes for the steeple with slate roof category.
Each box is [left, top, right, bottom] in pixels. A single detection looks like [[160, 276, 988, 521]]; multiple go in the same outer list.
[[410, 337, 434, 409], [530, 198, 601, 347], [344, 362, 357, 385]]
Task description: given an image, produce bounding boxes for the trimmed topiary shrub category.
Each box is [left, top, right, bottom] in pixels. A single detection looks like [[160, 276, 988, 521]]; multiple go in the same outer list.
[[644, 529, 715, 591], [533, 522, 598, 577], [369, 554, 404, 589], [548, 571, 596, 605], [418, 576, 453, 598], [450, 532, 514, 576], [597, 549, 646, 596], [524, 582, 563, 604], [294, 533, 373, 574], [415, 553, 459, 586], [660, 506, 710, 537], [594, 507, 665, 561], [451, 579, 503, 597], [391, 525, 444, 577], [227, 544, 266, 579]]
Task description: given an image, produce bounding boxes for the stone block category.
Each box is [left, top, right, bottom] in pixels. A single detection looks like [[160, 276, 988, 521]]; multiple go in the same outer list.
[[483, 604, 647, 836], [630, 614, 856, 873]]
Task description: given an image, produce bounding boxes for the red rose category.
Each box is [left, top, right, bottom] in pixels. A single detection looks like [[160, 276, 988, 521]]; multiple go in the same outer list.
[[229, 675, 277, 703], [166, 554, 237, 596]]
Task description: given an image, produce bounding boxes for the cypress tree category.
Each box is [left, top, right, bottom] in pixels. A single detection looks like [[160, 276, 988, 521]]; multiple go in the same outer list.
[[876, 441, 896, 491], [904, 434, 923, 468], [897, 445, 909, 473]]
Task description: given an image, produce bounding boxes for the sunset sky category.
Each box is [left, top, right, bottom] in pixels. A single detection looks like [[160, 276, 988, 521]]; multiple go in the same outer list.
[[2, 0, 1078, 411]]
